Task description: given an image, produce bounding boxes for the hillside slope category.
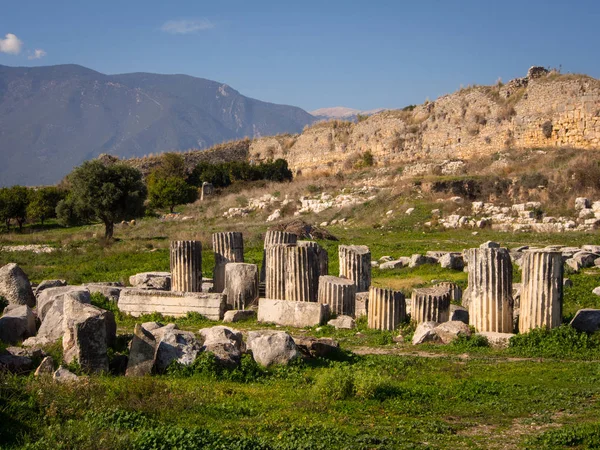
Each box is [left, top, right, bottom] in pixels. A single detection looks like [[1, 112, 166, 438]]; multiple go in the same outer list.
[[0, 64, 315, 186]]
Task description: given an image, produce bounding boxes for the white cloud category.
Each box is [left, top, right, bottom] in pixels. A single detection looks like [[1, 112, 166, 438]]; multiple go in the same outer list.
[[161, 19, 214, 34], [0, 33, 23, 55], [28, 48, 47, 60]]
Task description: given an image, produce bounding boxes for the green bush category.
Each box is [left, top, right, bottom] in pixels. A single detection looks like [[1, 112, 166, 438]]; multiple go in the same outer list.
[[450, 333, 490, 350], [188, 159, 292, 188], [509, 325, 600, 359], [313, 365, 354, 400]]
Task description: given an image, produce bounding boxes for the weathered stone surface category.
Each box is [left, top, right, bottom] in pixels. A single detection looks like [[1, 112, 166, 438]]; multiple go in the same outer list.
[[246, 330, 299, 367], [118, 289, 226, 320], [53, 366, 79, 383], [570, 309, 600, 333], [327, 315, 356, 329], [84, 284, 122, 302], [199, 326, 245, 367], [286, 245, 319, 302], [450, 305, 469, 324], [261, 231, 298, 282], [478, 331, 515, 348], [411, 287, 451, 324], [224, 263, 259, 310], [129, 272, 171, 288], [434, 282, 463, 302], [213, 232, 244, 293], [412, 321, 440, 345], [62, 294, 114, 373], [141, 321, 163, 332], [339, 245, 371, 292], [0, 263, 35, 307], [0, 305, 36, 344], [572, 251, 597, 269], [409, 254, 437, 268], [379, 259, 408, 270], [37, 286, 91, 321], [575, 197, 591, 210], [265, 244, 295, 300], [154, 328, 202, 372], [170, 240, 203, 292], [34, 356, 55, 376], [257, 298, 329, 328], [439, 253, 465, 271], [0, 354, 34, 373], [368, 286, 405, 330], [34, 279, 67, 296], [355, 291, 369, 318], [298, 241, 329, 276], [125, 324, 157, 376], [318, 276, 356, 316], [467, 247, 514, 333], [223, 309, 256, 323], [294, 336, 339, 358], [519, 251, 563, 332], [434, 321, 472, 344]]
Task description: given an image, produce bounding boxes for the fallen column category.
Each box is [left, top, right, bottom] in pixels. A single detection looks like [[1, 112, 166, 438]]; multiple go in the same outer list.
[[317, 275, 356, 317], [519, 250, 563, 332], [367, 286, 406, 330], [339, 245, 371, 292], [212, 232, 244, 293], [170, 240, 202, 292]]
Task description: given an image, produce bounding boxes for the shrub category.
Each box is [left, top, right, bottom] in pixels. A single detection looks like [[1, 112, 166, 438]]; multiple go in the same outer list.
[[542, 120, 553, 138], [313, 365, 354, 400], [520, 172, 549, 189], [509, 325, 600, 359]]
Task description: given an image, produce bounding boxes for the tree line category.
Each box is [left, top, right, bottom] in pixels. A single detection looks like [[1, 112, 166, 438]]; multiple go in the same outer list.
[[0, 154, 292, 239]]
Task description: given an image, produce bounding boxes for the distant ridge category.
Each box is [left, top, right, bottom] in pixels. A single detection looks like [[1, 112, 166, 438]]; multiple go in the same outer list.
[[310, 106, 386, 120], [0, 64, 316, 186]]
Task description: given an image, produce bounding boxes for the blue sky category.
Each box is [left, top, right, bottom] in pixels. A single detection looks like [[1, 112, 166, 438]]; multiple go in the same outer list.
[[1, 0, 599, 112]]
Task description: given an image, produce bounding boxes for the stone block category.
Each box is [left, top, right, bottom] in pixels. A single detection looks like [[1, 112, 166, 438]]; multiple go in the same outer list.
[[223, 310, 256, 323], [257, 298, 329, 328]]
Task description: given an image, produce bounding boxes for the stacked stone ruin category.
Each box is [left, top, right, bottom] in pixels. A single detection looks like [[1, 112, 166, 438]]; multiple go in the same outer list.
[[367, 286, 405, 330], [212, 232, 244, 293], [519, 250, 563, 332], [170, 240, 203, 292], [338, 245, 371, 292], [410, 287, 451, 324], [317, 276, 356, 316]]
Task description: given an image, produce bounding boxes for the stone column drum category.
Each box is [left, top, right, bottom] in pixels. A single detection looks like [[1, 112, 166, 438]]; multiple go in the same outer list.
[[317, 275, 356, 316], [411, 287, 451, 324], [170, 240, 202, 292], [286, 245, 319, 302], [265, 243, 295, 300], [467, 247, 514, 333], [339, 245, 371, 292], [434, 281, 462, 303], [224, 263, 259, 310], [298, 241, 329, 276], [212, 232, 244, 293], [260, 231, 298, 282], [367, 286, 406, 330], [519, 250, 563, 332]]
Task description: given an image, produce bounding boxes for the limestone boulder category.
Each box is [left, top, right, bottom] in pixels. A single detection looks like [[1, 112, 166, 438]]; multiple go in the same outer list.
[[198, 326, 245, 368], [449, 305, 469, 324], [0, 354, 34, 374], [53, 366, 79, 383], [126, 324, 157, 376], [327, 315, 356, 329], [246, 330, 299, 367], [570, 309, 600, 333], [409, 254, 437, 269], [37, 286, 91, 321], [0, 263, 35, 307], [34, 356, 55, 376], [257, 298, 329, 328], [434, 321, 471, 344], [129, 272, 171, 290], [62, 294, 116, 373], [572, 251, 597, 269], [294, 336, 340, 358], [154, 327, 202, 372], [34, 280, 67, 296], [380, 259, 409, 270], [439, 253, 465, 271], [84, 283, 123, 302], [223, 310, 256, 323], [0, 305, 36, 344], [412, 321, 440, 345], [477, 332, 514, 348]]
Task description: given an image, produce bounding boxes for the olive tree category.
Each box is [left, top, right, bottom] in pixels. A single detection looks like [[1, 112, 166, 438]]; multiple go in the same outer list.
[[0, 186, 29, 231], [57, 160, 146, 239]]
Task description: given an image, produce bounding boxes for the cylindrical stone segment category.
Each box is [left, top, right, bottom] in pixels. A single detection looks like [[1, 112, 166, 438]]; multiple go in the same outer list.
[[434, 282, 462, 303], [265, 244, 295, 300], [298, 241, 329, 276], [411, 287, 451, 324], [285, 245, 319, 302], [519, 250, 563, 332], [467, 247, 514, 333], [224, 263, 259, 310], [317, 275, 356, 316], [339, 245, 371, 292], [212, 232, 244, 293], [260, 231, 298, 282], [367, 286, 406, 330], [170, 240, 202, 292]]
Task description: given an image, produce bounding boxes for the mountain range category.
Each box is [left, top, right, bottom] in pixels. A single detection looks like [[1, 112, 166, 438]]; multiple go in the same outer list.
[[0, 64, 316, 186], [310, 106, 386, 121]]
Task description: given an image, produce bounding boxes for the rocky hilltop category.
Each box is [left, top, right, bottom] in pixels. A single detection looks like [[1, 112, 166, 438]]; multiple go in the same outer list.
[[122, 67, 600, 178]]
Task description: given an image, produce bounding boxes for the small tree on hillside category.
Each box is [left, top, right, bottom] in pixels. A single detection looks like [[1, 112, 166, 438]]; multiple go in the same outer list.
[[57, 160, 146, 239], [27, 187, 66, 225], [148, 175, 198, 213], [0, 186, 29, 231]]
